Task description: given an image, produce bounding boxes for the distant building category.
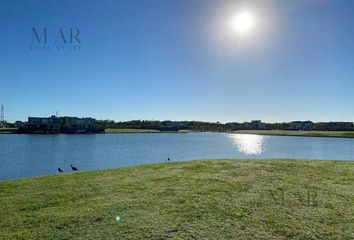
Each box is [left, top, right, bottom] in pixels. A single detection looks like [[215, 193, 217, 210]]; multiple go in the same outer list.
[[60, 117, 96, 132], [241, 120, 266, 130], [28, 116, 61, 131], [14, 121, 26, 128], [289, 121, 314, 130], [163, 121, 188, 130], [20, 115, 102, 133], [251, 120, 266, 130], [323, 122, 353, 131]]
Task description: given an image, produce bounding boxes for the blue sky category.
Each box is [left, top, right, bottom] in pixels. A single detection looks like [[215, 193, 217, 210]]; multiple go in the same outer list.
[[0, 0, 353, 123]]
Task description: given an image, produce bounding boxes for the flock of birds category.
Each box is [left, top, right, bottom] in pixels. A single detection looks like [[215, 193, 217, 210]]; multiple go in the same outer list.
[[58, 158, 171, 174], [58, 164, 78, 174]]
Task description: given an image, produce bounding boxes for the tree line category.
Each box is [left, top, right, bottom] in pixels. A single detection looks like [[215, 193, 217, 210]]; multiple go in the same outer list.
[[95, 120, 292, 132]]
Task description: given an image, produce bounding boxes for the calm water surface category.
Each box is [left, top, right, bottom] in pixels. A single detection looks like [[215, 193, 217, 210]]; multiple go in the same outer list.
[[0, 133, 353, 180]]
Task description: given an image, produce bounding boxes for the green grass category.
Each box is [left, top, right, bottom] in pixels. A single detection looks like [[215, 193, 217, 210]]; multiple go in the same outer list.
[[0, 128, 16, 134], [105, 128, 190, 134], [1, 159, 353, 239], [236, 130, 354, 138]]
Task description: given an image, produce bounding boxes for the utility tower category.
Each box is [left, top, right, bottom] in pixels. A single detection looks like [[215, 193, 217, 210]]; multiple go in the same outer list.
[[0, 104, 4, 127]]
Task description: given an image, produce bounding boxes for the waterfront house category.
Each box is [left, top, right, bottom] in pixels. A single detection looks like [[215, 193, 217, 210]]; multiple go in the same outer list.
[[289, 121, 314, 130], [21, 115, 102, 133]]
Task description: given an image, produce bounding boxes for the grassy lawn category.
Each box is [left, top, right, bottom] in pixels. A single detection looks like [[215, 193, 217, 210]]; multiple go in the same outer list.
[[0, 128, 17, 134], [1, 159, 353, 240], [105, 128, 190, 134], [236, 130, 354, 138]]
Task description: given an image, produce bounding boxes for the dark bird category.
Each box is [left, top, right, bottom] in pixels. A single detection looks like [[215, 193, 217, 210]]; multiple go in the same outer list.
[[168, 158, 170, 161], [70, 164, 78, 171], [58, 167, 64, 174]]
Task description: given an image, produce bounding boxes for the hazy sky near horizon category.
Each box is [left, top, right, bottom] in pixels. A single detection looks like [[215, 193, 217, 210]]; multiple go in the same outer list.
[[1, 0, 354, 123]]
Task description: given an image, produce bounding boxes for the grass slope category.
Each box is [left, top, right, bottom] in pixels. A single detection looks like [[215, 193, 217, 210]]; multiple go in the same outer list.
[[237, 130, 354, 138], [1, 159, 354, 240]]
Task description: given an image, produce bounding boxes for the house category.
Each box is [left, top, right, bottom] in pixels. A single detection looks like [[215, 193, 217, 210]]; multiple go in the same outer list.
[[14, 121, 26, 128], [20, 115, 102, 133], [325, 122, 353, 131], [250, 120, 266, 129], [289, 121, 314, 130], [241, 120, 266, 130], [28, 116, 61, 131]]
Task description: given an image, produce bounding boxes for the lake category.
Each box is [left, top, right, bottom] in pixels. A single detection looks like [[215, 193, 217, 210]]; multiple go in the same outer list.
[[0, 133, 354, 180]]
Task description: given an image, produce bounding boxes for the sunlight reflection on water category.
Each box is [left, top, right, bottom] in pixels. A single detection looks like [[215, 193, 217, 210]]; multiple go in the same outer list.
[[230, 134, 266, 155]]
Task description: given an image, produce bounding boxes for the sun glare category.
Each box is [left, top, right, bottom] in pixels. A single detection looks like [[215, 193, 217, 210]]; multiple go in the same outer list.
[[232, 11, 254, 34]]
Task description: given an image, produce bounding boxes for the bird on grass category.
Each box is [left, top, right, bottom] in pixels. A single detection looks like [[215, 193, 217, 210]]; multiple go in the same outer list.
[[70, 164, 78, 171], [58, 167, 64, 174]]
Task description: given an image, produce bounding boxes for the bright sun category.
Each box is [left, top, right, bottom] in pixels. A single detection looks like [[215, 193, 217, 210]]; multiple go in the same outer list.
[[231, 11, 254, 34]]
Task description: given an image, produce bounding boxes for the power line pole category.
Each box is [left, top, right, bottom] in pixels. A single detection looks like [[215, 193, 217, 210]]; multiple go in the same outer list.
[[0, 104, 4, 128]]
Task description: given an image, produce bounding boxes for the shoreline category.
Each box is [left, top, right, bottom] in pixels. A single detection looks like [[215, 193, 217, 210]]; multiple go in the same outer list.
[[2, 158, 354, 182], [2, 128, 354, 138], [104, 128, 191, 134], [235, 130, 354, 138]]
